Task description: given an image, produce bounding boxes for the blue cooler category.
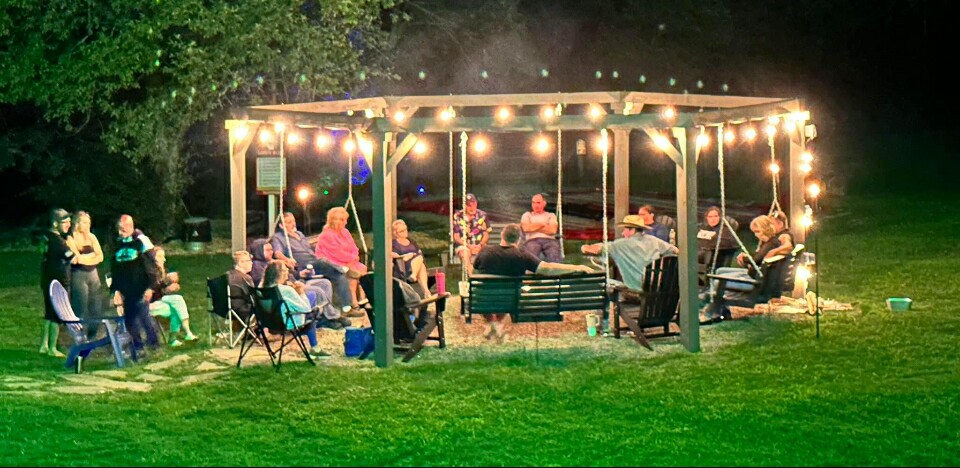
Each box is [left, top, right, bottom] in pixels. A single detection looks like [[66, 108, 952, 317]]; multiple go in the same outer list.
[[344, 327, 374, 358]]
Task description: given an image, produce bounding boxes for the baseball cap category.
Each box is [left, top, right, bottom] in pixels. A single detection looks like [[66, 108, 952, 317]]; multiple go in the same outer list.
[[465, 193, 478, 204]]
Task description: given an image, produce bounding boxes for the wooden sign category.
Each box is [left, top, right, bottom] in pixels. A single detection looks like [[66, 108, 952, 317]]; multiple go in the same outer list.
[[256, 157, 285, 194]]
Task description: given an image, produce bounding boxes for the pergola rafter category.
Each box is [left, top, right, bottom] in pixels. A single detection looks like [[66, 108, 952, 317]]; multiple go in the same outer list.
[[226, 90, 809, 368]]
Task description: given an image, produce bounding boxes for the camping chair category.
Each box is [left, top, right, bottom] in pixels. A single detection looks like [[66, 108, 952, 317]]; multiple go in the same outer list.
[[611, 256, 681, 350], [49, 280, 134, 373], [236, 286, 318, 371], [358, 274, 450, 362], [207, 274, 258, 348]]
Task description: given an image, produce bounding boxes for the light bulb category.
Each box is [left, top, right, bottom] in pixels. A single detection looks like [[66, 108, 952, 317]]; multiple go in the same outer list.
[[744, 127, 757, 141], [315, 132, 332, 149], [724, 129, 735, 143], [808, 183, 821, 198], [496, 107, 512, 122], [661, 107, 676, 120], [801, 151, 813, 163], [769, 162, 781, 174], [413, 140, 428, 156]]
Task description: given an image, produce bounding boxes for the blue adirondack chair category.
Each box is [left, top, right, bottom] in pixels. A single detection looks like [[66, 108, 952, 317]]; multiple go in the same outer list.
[[49, 280, 133, 373]]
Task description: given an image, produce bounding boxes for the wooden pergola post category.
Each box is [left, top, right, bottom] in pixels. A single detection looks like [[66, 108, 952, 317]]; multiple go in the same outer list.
[[225, 120, 259, 253], [674, 127, 700, 352], [371, 131, 395, 366], [613, 128, 631, 224]]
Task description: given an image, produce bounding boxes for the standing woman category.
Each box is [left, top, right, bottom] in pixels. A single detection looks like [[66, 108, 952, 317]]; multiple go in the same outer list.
[[66, 211, 104, 323], [39, 208, 76, 357]]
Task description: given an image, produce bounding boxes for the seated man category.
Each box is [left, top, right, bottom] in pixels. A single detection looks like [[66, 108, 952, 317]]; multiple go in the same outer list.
[[270, 212, 359, 318], [637, 205, 671, 244], [227, 250, 255, 322], [580, 214, 678, 291], [520, 193, 562, 262], [452, 193, 491, 276], [474, 223, 594, 342]]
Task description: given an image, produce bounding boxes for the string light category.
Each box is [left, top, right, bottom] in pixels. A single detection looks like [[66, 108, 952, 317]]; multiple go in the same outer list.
[[801, 151, 814, 163], [392, 110, 406, 122], [286, 130, 300, 145], [413, 140, 428, 156], [588, 105, 604, 121], [259, 129, 275, 144], [315, 132, 332, 150], [768, 116, 780, 125], [696, 131, 710, 149], [800, 162, 812, 174], [364, 109, 375, 118], [654, 134, 672, 152], [808, 183, 821, 199], [594, 136, 610, 153], [801, 214, 814, 229], [359, 137, 373, 156], [472, 135, 489, 154], [765, 124, 777, 137], [534, 135, 551, 155], [541, 106, 556, 120], [784, 120, 797, 132], [343, 138, 356, 153], [769, 162, 781, 174], [233, 125, 248, 140], [661, 107, 676, 120], [724, 129, 736, 143], [296, 187, 310, 202], [273, 123, 286, 133], [439, 107, 456, 122], [496, 107, 512, 122], [743, 126, 758, 141]]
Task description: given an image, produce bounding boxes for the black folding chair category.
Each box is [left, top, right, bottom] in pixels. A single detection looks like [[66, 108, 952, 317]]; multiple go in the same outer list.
[[237, 286, 317, 371], [207, 274, 258, 348]]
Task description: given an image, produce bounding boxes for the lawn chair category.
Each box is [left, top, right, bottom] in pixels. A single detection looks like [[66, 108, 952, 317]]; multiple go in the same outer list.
[[207, 274, 258, 348], [237, 286, 318, 371], [611, 256, 681, 350], [48, 280, 134, 373], [358, 274, 449, 362]]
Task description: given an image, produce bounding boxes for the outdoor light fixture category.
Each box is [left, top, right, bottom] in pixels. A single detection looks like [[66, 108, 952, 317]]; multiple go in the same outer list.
[[661, 107, 676, 120], [769, 162, 781, 174], [316, 132, 332, 150], [286, 130, 300, 145], [743, 126, 758, 141], [588, 106, 604, 121], [696, 132, 710, 148], [297, 186, 310, 203], [541, 106, 556, 120], [801, 151, 814, 163], [393, 110, 406, 122], [496, 107, 512, 122], [594, 137, 610, 153], [801, 214, 814, 229], [808, 183, 821, 199]]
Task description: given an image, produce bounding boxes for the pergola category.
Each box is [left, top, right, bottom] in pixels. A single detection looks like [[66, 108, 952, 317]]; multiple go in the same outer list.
[[224, 91, 811, 368]]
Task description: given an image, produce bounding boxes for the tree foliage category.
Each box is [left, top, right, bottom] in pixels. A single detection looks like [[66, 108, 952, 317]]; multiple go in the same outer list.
[[0, 0, 396, 234]]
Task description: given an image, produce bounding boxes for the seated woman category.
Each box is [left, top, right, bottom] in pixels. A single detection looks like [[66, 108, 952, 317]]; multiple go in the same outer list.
[[707, 215, 782, 299], [147, 247, 198, 347], [314, 207, 368, 314], [261, 260, 330, 359], [696, 206, 739, 268], [391, 219, 432, 298]]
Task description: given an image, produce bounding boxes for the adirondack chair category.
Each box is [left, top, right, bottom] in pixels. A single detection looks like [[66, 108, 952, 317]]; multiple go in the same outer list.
[[358, 274, 449, 362], [610, 256, 681, 349], [236, 286, 318, 371], [48, 280, 133, 373]]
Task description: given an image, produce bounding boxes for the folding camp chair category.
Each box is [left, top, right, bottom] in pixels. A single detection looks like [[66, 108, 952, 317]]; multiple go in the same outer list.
[[236, 286, 318, 371], [207, 274, 258, 348], [49, 280, 135, 373]]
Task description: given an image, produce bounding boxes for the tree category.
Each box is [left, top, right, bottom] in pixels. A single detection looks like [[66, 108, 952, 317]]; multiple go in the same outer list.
[[0, 0, 397, 235]]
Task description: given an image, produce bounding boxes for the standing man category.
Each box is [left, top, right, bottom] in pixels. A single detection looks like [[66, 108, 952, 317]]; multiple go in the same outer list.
[[110, 214, 160, 355], [520, 193, 562, 262], [637, 205, 671, 244], [474, 224, 594, 342], [581, 214, 678, 291], [452, 193, 491, 276]]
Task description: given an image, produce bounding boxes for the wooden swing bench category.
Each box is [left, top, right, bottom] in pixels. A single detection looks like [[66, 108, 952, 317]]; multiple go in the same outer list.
[[460, 272, 608, 327]]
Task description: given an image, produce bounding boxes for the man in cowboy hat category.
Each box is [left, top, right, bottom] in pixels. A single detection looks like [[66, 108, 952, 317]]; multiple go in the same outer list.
[[580, 214, 678, 290]]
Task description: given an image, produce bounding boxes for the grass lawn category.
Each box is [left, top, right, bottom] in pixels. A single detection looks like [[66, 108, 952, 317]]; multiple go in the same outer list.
[[0, 194, 958, 466]]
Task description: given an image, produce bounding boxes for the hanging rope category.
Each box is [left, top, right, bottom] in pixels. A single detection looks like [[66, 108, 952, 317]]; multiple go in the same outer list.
[[448, 131, 454, 262], [458, 131, 468, 281], [768, 131, 783, 216], [556, 126, 564, 258], [278, 127, 293, 264], [710, 124, 762, 276], [600, 128, 609, 285], [344, 131, 368, 255]]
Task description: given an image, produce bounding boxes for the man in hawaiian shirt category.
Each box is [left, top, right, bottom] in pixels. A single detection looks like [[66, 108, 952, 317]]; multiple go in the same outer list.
[[452, 193, 491, 276]]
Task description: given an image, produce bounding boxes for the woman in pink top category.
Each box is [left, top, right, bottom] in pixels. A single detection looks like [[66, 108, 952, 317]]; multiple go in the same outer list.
[[314, 207, 368, 309]]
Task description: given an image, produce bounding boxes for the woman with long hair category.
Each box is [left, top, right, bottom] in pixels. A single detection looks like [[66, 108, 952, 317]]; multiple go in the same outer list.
[[261, 260, 330, 359], [66, 211, 104, 324]]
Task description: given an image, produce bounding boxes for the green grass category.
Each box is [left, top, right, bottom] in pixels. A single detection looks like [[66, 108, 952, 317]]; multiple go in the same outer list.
[[1, 194, 958, 466]]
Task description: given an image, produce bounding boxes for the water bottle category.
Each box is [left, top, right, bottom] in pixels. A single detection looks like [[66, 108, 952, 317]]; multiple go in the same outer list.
[[435, 271, 446, 295], [306, 264, 315, 279]]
